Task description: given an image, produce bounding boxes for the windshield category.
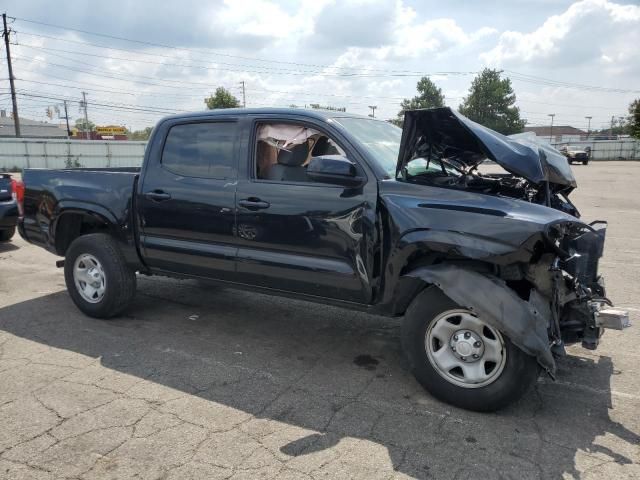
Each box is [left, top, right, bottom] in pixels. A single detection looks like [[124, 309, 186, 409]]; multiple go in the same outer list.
[[334, 117, 401, 177]]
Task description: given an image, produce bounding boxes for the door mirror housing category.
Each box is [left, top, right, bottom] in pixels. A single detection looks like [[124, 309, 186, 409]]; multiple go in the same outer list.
[[307, 155, 364, 187]]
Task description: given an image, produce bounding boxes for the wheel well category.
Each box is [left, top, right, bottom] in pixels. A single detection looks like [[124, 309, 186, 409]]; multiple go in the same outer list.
[[55, 212, 110, 255], [390, 253, 497, 316]]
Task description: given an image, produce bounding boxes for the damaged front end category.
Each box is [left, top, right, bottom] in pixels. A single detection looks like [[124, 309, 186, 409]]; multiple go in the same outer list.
[[402, 212, 630, 378], [393, 108, 630, 377], [541, 220, 630, 352]]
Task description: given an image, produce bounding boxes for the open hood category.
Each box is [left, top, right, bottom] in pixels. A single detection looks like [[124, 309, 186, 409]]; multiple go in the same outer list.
[[397, 107, 576, 188]]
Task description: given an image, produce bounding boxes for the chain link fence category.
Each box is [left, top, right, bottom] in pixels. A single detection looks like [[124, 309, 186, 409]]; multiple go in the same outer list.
[[551, 139, 640, 161]]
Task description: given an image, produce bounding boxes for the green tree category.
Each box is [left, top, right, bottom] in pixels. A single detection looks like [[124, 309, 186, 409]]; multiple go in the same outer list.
[[309, 103, 346, 112], [396, 77, 445, 125], [129, 127, 153, 141], [205, 87, 241, 109], [628, 99, 640, 139], [458, 69, 525, 135], [75, 118, 95, 132]]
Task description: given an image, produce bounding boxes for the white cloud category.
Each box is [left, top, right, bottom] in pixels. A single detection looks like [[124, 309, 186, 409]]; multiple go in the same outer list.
[[389, 3, 497, 59], [210, 0, 332, 41], [7, 0, 638, 129], [481, 0, 640, 67]]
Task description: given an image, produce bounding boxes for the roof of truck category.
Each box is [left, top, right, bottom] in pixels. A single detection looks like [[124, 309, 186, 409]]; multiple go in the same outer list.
[[160, 107, 375, 122]]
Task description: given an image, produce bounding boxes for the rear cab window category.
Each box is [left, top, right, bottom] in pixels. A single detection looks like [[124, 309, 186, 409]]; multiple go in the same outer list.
[[162, 122, 237, 179]]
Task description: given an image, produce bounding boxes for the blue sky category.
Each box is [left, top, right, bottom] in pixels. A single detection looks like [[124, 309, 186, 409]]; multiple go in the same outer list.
[[1, 0, 638, 130]]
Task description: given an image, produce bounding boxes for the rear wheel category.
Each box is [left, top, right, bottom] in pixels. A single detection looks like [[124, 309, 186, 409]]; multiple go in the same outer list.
[[64, 233, 136, 318], [582, 160, 589, 165], [0, 226, 16, 242], [402, 287, 539, 412]]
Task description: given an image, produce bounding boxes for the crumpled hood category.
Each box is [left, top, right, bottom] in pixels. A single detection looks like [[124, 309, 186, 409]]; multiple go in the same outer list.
[[397, 107, 577, 188]]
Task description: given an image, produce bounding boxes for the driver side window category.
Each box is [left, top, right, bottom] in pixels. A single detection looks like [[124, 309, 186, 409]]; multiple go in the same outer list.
[[254, 122, 346, 183]]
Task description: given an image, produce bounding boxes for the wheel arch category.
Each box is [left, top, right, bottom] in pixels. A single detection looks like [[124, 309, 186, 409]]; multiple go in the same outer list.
[[379, 228, 539, 316], [53, 207, 120, 256], [405, 264, 556, 375]]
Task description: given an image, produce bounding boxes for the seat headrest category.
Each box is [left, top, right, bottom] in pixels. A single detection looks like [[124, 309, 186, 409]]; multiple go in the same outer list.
[[312, 136, 340, 156], [278, 142, 309, 166]]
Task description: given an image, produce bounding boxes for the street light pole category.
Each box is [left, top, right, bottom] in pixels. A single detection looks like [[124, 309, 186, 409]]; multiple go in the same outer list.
[[585, 116, 592, 138], [548, 113, 555, 143], [368, 105, 377, 118]]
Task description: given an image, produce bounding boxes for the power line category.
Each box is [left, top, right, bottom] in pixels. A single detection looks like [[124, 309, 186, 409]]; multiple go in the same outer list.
[[15, 91, 185, 114], [11, 19, 477, 76], [11, 18, 638, 92], [507, 70, 640, 95], [16, 78, 226, 99]]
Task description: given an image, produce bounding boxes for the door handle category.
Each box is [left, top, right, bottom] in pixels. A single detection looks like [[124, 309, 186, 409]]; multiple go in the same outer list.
[[144, 190, 172, 201], [238, 198, 270, 210]]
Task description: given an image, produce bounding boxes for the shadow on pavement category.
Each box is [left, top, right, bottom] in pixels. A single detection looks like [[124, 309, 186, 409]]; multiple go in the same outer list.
[[0, 242, 19, 253], [1, 277, 638, 479]]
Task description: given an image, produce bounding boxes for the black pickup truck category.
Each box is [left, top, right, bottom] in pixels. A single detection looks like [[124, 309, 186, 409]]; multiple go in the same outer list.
[[18, 107, 628, 411]]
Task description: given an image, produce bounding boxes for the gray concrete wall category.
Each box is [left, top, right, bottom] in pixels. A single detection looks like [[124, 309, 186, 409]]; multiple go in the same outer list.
[[0, 137, 147, 170]]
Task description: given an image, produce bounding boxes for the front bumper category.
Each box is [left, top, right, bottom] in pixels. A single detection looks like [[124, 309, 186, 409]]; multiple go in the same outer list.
[[557, 222, 630, 349]]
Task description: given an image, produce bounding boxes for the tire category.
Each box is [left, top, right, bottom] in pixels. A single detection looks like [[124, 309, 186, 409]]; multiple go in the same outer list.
[[401, 287, 539, 412], [64, 233, 136, 319], [582, 160, 588, 165], [0, 226, 16, 242]]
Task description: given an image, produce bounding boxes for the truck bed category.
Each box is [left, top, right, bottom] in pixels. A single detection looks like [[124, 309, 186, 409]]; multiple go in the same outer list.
[[20, 168, 140, 254]]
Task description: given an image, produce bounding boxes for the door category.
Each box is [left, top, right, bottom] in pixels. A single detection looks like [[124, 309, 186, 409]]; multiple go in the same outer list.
[[138, 119, 239, 280], [234, 118, 379, 303]]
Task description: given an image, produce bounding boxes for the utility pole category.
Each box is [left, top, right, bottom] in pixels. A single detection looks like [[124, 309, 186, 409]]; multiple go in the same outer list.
[[548, 113, 555, 143], [609, 115, 614, 138], [80, 92, 90, 139], [240, 81, 246, 108], [63, 100, 71, 138], [585, 116, 592, 138], [2, 13, 20, 137], [368, 105, 377, 118]]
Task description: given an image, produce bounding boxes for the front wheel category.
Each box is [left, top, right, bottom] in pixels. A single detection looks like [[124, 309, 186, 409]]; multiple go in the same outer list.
[[402, 288, 539, 412], [582, 160, 589, 165], [64, 233, 136, 319]]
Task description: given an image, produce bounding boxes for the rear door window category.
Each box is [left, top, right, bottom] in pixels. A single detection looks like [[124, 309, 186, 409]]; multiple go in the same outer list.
[[162, 122, 237, 179]]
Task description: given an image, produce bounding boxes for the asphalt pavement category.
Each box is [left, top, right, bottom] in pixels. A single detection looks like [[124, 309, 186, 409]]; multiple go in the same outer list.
[[0, 162, 639, 479]]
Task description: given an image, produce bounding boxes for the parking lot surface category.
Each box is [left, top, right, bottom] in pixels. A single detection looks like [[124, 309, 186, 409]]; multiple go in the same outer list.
[[1, 162, 639, 480]]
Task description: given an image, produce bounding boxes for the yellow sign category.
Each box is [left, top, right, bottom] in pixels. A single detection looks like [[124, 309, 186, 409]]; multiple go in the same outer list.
[[96, 126, 127, 135]]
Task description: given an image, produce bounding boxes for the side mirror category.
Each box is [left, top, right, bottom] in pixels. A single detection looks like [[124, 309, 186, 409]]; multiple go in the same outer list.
[[307, 155, 364, 187]]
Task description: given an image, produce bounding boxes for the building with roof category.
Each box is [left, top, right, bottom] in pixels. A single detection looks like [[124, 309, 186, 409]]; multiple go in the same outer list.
[[0, 111, 68, 138], [523, 125, 587, 143]]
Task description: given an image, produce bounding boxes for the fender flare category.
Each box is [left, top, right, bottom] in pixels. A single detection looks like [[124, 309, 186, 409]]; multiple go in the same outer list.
[[379, 228, 540, 310], [405, 263, 555, 375], [51, 202, 123, 254], [55, 200, 119, 226]]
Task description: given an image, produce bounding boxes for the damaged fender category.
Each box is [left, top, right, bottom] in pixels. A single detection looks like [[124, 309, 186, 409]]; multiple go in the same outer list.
[[407, 264, 556, 375]]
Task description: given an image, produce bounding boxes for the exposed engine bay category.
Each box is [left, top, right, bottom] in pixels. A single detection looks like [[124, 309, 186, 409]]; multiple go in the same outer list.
[[398, 137, 580, 217]]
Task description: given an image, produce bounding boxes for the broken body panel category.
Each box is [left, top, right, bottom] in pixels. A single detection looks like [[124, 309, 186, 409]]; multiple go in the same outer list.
[[389, 107, 625, 375]]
